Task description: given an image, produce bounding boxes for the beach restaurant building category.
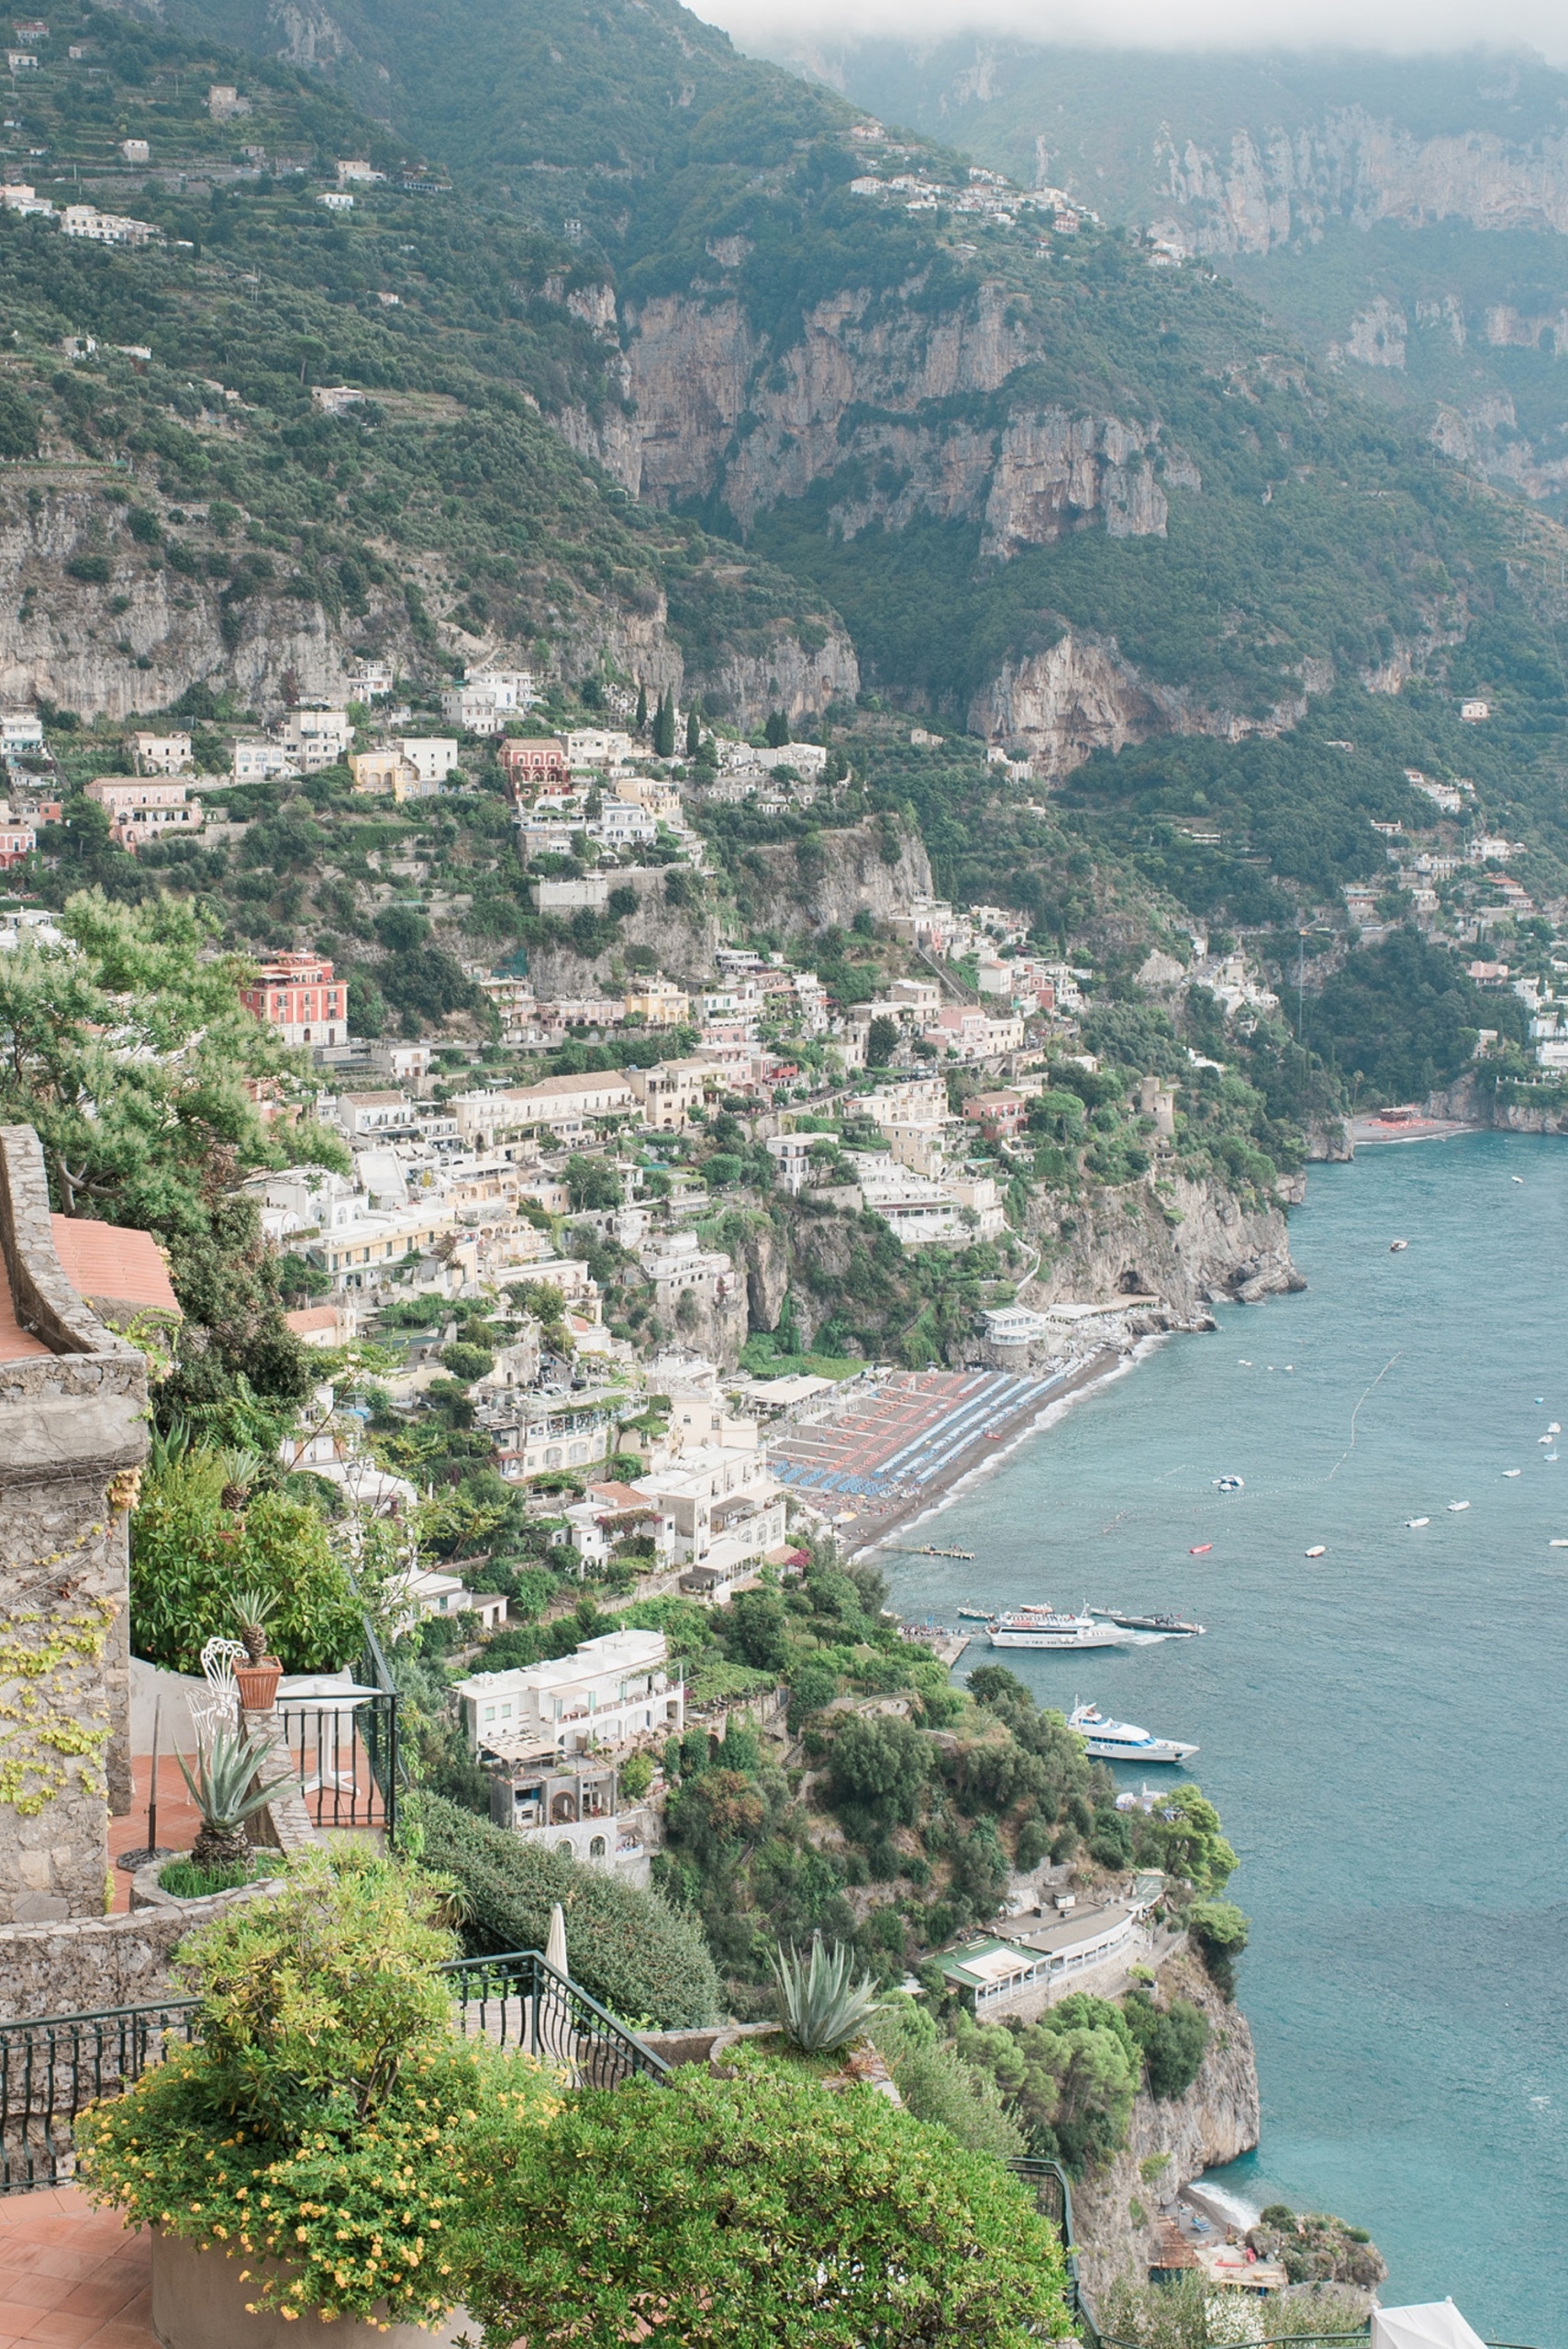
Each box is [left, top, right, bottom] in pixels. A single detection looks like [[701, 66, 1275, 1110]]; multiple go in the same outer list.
[[938, 1897, 1146, 2017]]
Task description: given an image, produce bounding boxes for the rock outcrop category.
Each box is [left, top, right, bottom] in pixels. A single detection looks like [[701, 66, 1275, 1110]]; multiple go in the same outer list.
[[1151, 110, 1568, 259], [1073, 1952, 1262, 2304], [1028, 1172, 1303, 1329], [724, 818, 935, 938], [0, 475, 850, 732]]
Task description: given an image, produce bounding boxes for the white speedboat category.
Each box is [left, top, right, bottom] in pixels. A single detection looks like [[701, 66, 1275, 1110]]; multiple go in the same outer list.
[[987, 1606, 1130, 1650], [1069, 1700, 1198, 1765]]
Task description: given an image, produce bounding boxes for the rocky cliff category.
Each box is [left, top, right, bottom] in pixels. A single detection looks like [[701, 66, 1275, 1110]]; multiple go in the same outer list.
[[1027, 1170, 1304, 1330], [722, 818, 935, 938], [1072, 1952, 1262, 2303], [0, 466, 852, 731], [1151, 111, 1568, 260]]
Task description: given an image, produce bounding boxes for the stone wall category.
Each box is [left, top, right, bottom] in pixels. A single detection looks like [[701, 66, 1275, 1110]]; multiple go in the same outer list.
[[0, 1884, 276, 2018], [0, 1128, 150, 1928]]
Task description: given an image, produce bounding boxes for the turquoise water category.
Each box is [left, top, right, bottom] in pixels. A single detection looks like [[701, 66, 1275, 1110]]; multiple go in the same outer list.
[[882, 1132, 1568, 2343]]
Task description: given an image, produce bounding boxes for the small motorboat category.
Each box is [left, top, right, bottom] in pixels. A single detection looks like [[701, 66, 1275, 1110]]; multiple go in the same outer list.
[[956, 1607, 994, 1621], [1448, 1501, 1470, 1512], [1305, 1544, 1327, 1558], [1190, 1542, 1212, 1555], [1390, 1239, 1408, 1252], [1504, 1470, 1521, 1479], [1551, 1539, 1568, 1549], [1406, 1517, 1429, 1529], [1214, 1475, 1245, 1493], [1551, 1423, 1562, 1436]]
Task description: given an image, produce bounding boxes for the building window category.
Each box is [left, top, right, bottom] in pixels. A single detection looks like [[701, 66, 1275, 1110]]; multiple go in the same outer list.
[[589, 1835, 606, 1861]]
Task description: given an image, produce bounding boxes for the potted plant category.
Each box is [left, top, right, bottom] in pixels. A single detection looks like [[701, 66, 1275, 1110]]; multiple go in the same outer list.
[[77, 1849, 560, 2346], [232, 1584, 283, 1710], [178, 1727, 295, 1873]]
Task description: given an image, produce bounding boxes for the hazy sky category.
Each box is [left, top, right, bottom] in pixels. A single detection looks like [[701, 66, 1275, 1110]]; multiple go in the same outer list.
[[701, 0, 1567, 67]]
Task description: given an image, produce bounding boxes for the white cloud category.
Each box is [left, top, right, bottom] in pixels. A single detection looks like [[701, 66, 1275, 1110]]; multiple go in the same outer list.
[[700, 0, 1568, 71]]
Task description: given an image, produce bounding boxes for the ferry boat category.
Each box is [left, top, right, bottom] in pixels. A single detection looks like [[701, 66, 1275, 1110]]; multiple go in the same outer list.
[[987, 1605, 1130, 1650], [1088, 1607, 1207, 1636], [1068, 1700, 1198, 1765]]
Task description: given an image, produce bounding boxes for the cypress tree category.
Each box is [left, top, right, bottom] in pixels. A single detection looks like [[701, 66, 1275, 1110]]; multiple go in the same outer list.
[[635, 681, 648, 733], [653, 689, 675, 759], [685, 701, 701, 759]]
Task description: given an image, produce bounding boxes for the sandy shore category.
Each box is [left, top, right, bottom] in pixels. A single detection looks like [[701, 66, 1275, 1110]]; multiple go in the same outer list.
[[843, 1345, 1130, 1560]]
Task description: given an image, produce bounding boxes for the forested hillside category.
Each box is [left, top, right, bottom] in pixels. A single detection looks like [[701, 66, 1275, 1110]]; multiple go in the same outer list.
[[6, 0, 1568, 1085], [766, 37, 1568, 524]]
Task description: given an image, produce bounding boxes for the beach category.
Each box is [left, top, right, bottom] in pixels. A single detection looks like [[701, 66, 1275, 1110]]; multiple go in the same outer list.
[[767, 1347, 1133, 1556]]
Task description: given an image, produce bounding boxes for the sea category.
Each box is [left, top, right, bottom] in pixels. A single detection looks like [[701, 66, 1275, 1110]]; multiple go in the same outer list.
[[879, 1130, 1568, 2344]]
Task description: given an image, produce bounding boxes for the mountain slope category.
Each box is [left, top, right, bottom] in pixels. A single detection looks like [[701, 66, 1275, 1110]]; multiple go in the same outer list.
[[760, 37, 1568, 521], [0, 6, 854, 720]]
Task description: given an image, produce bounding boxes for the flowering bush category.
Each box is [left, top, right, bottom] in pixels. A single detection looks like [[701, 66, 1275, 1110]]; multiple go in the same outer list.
[[76, 1850, 559, 2326]]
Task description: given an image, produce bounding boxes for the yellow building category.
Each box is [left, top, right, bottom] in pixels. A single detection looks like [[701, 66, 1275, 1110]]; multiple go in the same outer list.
[[624, 975, 689, 1026]]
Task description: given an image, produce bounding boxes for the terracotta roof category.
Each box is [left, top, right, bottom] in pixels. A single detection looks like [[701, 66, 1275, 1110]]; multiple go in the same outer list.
[[284, 1306, 341, 1336], [0, 1269, 50, 1360], [586, 1480, 659, 1513], [50, 1216, 181, 1321]]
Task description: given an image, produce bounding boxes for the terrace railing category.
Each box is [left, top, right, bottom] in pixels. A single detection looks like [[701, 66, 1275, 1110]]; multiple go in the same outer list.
[[275, 1630, 401, 1837], [445, 1950, 671, 2089], [0, 1947, 663, 2192], [0, 1997, 200, 2193], [1006, 2154, 1097, 2344]]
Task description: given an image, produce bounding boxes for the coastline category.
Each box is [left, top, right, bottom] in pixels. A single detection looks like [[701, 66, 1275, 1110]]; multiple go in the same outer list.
[[845, 1341, 1159, 1560]]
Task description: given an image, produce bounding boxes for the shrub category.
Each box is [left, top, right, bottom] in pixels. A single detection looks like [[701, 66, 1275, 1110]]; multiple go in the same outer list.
[[130, 1452, 361, 1675], [1122, 1992, 1210, 2100], [439, 1339, 495, 1383], [77, 1849, 560, 2330], [66, 551, 112, 584], [455, 2065, 1069, 2348], [828, 1713, 931, 1826], [618, 1750, 654, 1802], [1185, 1897, 1250, 1999], [407, 1789, 721, 2026], [872, 1998, 1027, 2162]]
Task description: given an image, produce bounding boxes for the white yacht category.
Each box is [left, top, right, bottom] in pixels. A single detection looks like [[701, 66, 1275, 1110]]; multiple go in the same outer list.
[[987, 1606, 1131, 1651], [1069, 1700, 1198, 1765]]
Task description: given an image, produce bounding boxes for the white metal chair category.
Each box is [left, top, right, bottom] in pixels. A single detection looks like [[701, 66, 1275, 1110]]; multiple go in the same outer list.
[[191, 1636, 246, 1743]]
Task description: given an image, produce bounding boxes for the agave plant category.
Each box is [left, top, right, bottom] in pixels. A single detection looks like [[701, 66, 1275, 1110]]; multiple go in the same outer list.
[[770, 1934, 884, 2054], [179, 1729, 294, 1873], [217, 1445, 263, 1516], [230, 1585, 278, 1665]]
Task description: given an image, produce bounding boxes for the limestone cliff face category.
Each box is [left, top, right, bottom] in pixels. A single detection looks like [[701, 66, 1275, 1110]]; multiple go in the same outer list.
[[0, 473, 847, 730], [593, 281, 1184, 562], [1073, 1954, 1262, 2303], [971, 626, 1307, 782], [1028, 1171, 1303, 1327], [727, 818, 934, 938], [1151, 110, 1568, 258]]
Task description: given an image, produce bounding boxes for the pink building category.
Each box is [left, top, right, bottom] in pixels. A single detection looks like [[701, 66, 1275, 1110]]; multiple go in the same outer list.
[[239, 952, 346, 1047]]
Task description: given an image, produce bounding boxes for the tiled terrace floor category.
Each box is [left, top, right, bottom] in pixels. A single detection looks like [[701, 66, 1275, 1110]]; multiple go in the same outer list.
[[0, 2188, 153, 2349]]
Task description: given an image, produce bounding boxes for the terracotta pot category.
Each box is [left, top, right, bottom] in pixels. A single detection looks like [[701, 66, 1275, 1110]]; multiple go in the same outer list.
[[151, 2228, 472, 2349], [234, 1658, 283, 1712]]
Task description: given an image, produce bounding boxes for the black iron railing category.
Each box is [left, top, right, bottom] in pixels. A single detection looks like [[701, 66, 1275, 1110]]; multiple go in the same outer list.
[[446, 1950, 671, 2088], [275, 1633, 401, 1836], [0, 1947, 663, 2191], [0, 1997, 200, 2191], [1007, 2154, 1098, 2344]]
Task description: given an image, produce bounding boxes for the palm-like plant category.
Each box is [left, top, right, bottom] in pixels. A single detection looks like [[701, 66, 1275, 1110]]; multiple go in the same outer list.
[[230, 1585, 278, 1665], [770, 1934, 884, 2054], [179, 1729, 294, 1873]]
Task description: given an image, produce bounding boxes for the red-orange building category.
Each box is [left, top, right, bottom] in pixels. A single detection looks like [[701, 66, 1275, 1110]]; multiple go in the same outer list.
[[963, 1089, 1026, 1141], [239, 952, 345, 1047], [498, 736, 568, 792]]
